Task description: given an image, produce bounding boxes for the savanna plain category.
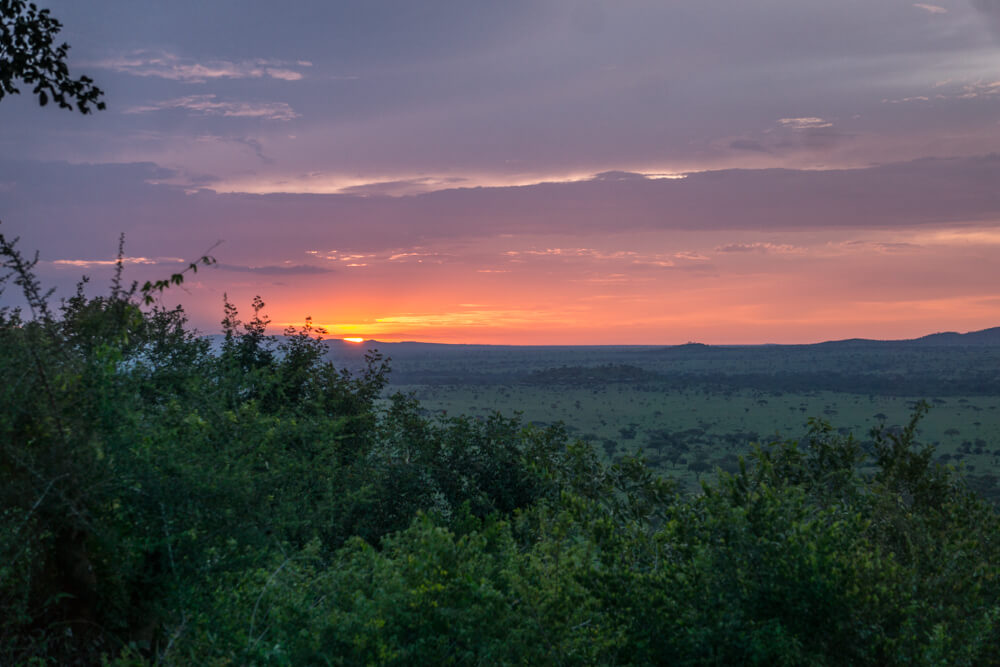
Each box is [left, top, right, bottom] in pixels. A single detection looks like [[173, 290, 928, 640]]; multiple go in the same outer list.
[[329, 335, 1000, 501]]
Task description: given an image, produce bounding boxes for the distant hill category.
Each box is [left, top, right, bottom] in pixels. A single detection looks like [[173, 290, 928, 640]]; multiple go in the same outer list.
[[815, 326, 1000, 348], [647, 327, 1000, 351], [909, 327, 1000, 346]]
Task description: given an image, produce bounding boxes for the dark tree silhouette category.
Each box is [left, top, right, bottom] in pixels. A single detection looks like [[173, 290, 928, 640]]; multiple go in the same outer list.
[[1, 0, 104, 112]]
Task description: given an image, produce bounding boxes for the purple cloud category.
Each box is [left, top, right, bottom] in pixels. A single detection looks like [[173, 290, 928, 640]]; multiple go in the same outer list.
[[125, 95, 299, 121], [92, 51, 309, 82]]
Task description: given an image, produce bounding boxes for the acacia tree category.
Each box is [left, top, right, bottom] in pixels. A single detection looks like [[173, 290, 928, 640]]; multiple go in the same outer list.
[[1, 0, 104, 112]]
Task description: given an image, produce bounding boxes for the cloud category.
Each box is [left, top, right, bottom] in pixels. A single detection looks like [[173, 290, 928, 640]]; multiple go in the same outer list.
[[321, 251, 376, 262], [917, 228, 1000, 245], [231, 136, 273, 164], [778, 117, 834, 130], [714, 242, 803, 254], [873, 242, 919, 252], [216, 264, 334, 275], [502, 247, 687, 269], [591, 171, 649, 182], [264, 68, 304, 81], [956, 80, 1000, 99], [883, 95, 932, 104], [9, 155, 1000, 263], [723, 122, 851, 158], [674, 251, 710, 261], [51, 256, 183, 268], [729, 139, 771, 153], [508, 247, 639, 260], [340, 177, 467, 197], [883, 80, 1000, 104], [125, 95, 299, 121], [387, 251, 439, 261], [841, 241, 921, 253], [913, 4, 948, 13], [93, 51, 308, 82]]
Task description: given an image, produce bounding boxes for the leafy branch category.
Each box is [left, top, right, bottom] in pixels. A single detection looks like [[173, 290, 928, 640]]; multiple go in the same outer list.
[[140, 241, 222, 305], [0, 0, 105, 113]]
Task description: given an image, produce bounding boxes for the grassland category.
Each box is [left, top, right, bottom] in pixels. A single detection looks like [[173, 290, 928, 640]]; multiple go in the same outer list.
[[394, 384, 1000, 492], [323, 334, 1000, 498]]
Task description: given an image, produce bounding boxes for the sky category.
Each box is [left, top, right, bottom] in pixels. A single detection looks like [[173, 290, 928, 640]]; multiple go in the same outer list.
[[3, 0, 1000, 344]]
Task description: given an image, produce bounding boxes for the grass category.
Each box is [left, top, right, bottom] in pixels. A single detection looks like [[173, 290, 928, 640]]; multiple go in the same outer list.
[[392, 383, 1000, 492]]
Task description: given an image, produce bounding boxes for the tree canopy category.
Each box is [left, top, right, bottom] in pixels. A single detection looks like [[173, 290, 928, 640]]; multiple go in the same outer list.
[[0, 0, 104, 112]]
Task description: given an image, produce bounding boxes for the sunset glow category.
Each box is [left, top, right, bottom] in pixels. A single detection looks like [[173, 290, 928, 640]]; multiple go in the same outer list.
[[4, 1, 1000, 343], [342, 337, 365, 343]]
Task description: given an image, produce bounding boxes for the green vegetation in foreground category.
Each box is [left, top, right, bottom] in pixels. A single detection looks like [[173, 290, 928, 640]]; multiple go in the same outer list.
[[2, 238, 1000, 665]]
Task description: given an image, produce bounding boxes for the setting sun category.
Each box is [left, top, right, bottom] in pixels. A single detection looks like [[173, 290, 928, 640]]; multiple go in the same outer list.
[[342, 337, 365, 343]]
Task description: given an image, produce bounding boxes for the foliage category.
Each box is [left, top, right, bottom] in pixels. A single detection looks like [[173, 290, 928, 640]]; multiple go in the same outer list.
[[1, 236, 999, 665], [139, 250, 219, 305], [0, 0, 104, 112]]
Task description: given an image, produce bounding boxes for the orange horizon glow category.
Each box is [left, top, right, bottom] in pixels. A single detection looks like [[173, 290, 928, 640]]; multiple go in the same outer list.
[[149, 224, 1000, 346], [273, 293, 1000, 346]]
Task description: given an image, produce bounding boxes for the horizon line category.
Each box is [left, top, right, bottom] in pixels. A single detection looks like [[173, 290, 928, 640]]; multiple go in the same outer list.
[[199, 325, 1000, 348]]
